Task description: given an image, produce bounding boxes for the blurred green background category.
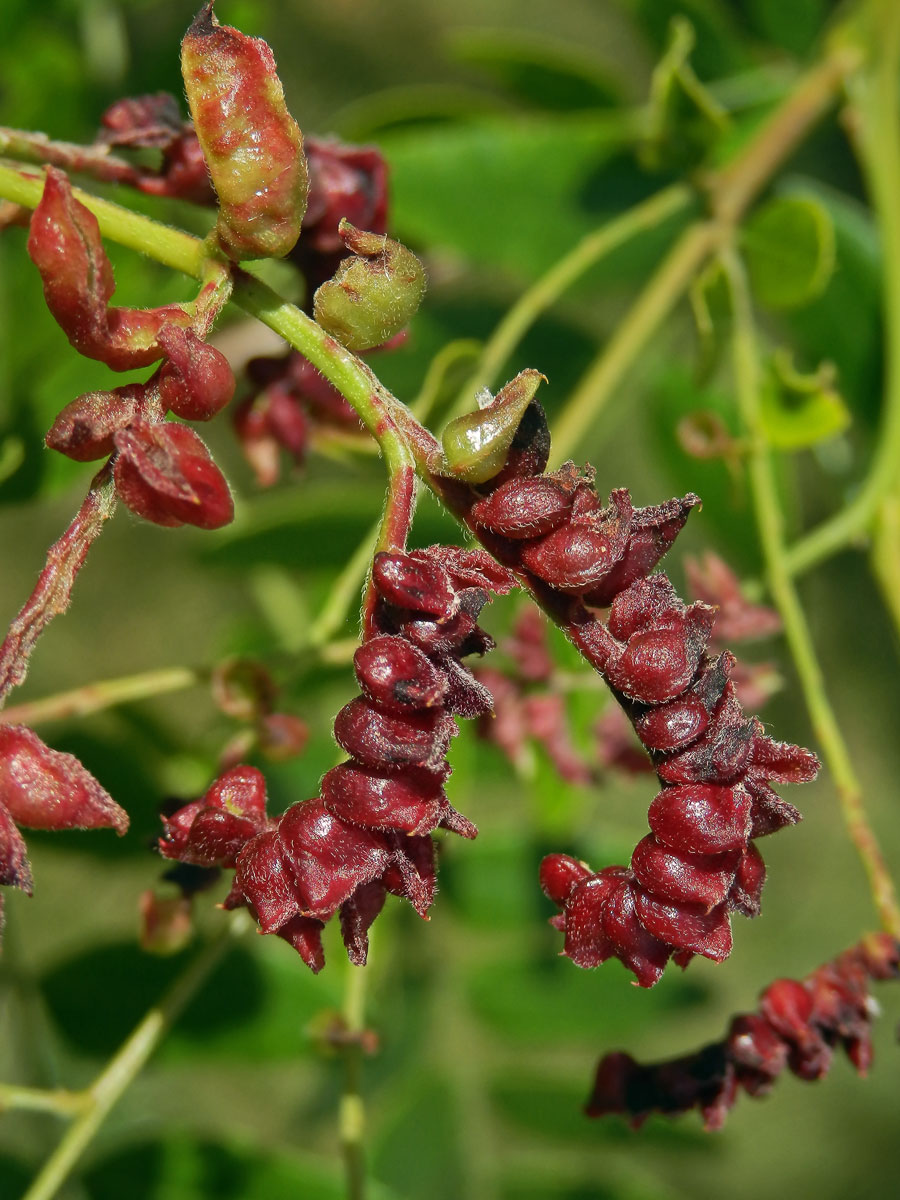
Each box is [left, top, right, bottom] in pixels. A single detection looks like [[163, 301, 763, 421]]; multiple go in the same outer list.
[[1, 0, 899, 1197]]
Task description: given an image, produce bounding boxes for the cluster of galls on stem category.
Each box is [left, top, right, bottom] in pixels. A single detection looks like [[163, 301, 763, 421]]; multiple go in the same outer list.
[[586, 934, 900, 1128], [25, 1, 407, 522], [435, 375, 819, 986], [28, 166, 235, 529], [159, 546, 515, 970]]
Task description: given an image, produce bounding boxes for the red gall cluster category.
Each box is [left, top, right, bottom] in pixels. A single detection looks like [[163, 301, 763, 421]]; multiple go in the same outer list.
[[476, 606, 593, 785], [97, 92, 215, 206], [0, 724, 128, 938], [28, 167, 235, 530], [159, 546, 515, 971], [436, 398, 818, 986], [96, 93, 387, 295], [586, 933, 900, 1128], [595, 552, 782, 774], [233, 352, 362, 487]]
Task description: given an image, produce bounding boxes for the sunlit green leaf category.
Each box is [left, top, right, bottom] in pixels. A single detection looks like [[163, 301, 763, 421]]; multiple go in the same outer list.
[[742, 193, 836, 311]]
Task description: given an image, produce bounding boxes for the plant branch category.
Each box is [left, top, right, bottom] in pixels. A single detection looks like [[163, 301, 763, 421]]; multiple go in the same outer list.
[[783, 9, 900, 579], [339, 960, 369, 1200], [549, 219, 726, 464], [870, 492, 900, 644], [725, 247, 900, 938], [19, 913, 249, 1200], [0, 128, 145, 189], [0, 467, 116, 707], [0, 666, 202, 728], [449, 184, 693, 422], [0, 1085, 87, 1118], [548, 42, 860, 465]]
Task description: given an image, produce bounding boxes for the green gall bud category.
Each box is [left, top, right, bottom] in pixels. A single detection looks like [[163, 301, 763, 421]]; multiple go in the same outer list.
[[440, 369, 547, 484], [313, 220, 426, 352], [181, 3, 308, 260]]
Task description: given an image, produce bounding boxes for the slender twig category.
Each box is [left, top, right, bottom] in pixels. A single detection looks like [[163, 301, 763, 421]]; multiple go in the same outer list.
[[870, 492, 900, 644], [16, 913, 249, 1200], [725, 247, 900, 938], [411, 338, 482, 424], [448, 184, 693, 422], [0, 1085, 87, 1118], [0, 128, 144, 188], [339, 961, 368, 1200], [548, 43, 861, 466], [549, 220, 726, 464], [783, 8, 900, 580], [0, 468, 116, 707], [0, 666, 201, 728]]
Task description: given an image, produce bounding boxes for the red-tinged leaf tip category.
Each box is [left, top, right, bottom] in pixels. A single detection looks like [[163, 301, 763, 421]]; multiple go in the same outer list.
[[113, 420, 234, 530], [0, 725, 128, 834]]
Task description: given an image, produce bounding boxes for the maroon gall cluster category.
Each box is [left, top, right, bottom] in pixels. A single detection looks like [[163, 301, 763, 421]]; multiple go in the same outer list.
[[0, 724, 128, 938], [595, 552, 782, 774], [233, 353, 362, 487], [586, 933, 900, 1128], [96, 94, 388, 295], [159, 546, 515, 971], [436, 400, 819, 986], [28, 167, 235, 529]]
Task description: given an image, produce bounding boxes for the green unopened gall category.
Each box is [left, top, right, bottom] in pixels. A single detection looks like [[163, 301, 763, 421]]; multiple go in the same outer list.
[[313, 220, 426, 352]]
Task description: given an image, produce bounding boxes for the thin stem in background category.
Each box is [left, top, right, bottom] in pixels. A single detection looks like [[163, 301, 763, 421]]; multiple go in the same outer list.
[[549, 219, 726, 465], [548, 42, 859, 466], [0, 666, 201, 728], [339, 961, 368, 1200], [725, 247, 900, 938], [448, 183, 693, 422], [14, 913, 249, 1200], [783, 5, 900, 579], [870, 493, 900, 644]]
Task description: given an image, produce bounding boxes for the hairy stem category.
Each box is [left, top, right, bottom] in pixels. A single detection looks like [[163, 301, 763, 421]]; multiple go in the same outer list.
[[19, 913, 249, 1200], [0, 468, 116, 707], [726, 248, 900, 937], [0, 127, 144, 188]]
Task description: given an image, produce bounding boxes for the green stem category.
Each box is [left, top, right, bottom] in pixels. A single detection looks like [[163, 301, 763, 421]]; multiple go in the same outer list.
[[549, 43, 859, 466], [0, 162, 204, 274], [870, 492, 900, 645], [448, 184, 693, 420], [725, 248, 900, 938], [230, 271, 427, 475], [0, 665, 201, 728], [0, 1085, 87, 1118], [339, 962, 368, 1200], [411, 338, 482, 424], [783, 10, 900, 579], [549, 220, 726, 465], [19, 914, 247, 1200], [307, 522, 382, 649]]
